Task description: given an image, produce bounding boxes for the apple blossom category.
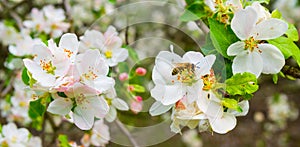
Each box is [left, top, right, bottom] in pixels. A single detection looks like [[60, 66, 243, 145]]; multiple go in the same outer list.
[[227, 6, 288, 77], [79, 26, 128, 66], [150, 49, 215, 105], [8, 34, 42, 56], [76, 49, 115, 93], [0, 22, 21, 45], [23, 33, 79, 89], [47, 83, 109, 130]]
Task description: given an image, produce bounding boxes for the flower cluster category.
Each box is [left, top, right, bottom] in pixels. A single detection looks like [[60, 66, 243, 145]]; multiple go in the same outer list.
[[0, 123, 42, 147], [150, 46, 249, 134], [23, 26, 128, 130], [23, 5, 70, 38]]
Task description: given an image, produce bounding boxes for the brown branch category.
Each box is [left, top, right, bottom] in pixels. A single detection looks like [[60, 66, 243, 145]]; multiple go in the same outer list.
[[281, 65, 300, 79]]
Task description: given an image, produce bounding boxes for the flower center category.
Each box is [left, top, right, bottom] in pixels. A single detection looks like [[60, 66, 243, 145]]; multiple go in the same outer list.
[[244, 37, 259, 52], [76, 93, 88, 106], [82, 70, 98, 80], [104, 50, 113, 59], [40, 59, 56, 74]]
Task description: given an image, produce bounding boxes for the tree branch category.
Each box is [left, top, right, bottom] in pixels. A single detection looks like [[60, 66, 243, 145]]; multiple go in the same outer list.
[[115, 118, 139, 147]]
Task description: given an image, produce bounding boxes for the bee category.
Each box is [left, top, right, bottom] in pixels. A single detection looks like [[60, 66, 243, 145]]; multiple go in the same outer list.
[[171, 63, 196, 76]]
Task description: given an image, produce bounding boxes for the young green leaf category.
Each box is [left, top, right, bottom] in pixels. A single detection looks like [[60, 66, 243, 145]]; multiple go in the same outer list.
[[222, 98, 242, 112], [118, 62, 129, 73], [58, 134, 71, 147], [225, 72, 259, 96], [22, 67, 30, 85], [208, 18, 239, 59], [125, 46, 139, 62], [28, 98, 46, 130], [268, 37, 300, 67], [286, 23, 299, 41], [132, 84, 145, 93]]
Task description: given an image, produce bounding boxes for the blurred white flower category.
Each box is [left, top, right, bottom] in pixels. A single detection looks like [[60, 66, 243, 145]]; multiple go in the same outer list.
[[182, 129, 203, 147], [0, 22, 21, 45], [8, 33, 42, 56]]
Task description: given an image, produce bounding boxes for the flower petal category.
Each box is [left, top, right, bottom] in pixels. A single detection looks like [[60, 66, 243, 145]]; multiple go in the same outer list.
[[112, 98, 129, 111], [232, 51, 263, 77], [209, 112, 237, 134], [182, 51, 204, 64], [227, 41, 246, 56], [47, 98, 73, 115], [151, 84, 184, 105], [59, 33, 79, 54], [105, 107, 117, 122], [231, 7, 258, 40], [73, 106, 94, 130], [149, 101, 173, 116], [87, 96, 109, 118], [258, 44, 285, 74], [251, 18, 288, 40], [195, 54, 216, 76]]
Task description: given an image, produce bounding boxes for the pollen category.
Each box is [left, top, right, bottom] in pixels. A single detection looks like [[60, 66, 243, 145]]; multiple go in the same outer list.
[[104, 50, 113, 59], [40, 59, 56, 74], [244, 36, 259, 52], [64, 48, 73, 58]]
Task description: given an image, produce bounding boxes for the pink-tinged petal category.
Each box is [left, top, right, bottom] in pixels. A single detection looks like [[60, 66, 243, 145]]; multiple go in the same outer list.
[[195, 54, 216, 76], [257, 44, 285, 74], [182, 51, 204, 64], [251, 19, 288, 40], [231, 7, 258, 40], [73, 106, 94, 130], [87, 96, 109, 118], [65, 83, 97, 98], [23, 59, 56, 87], [59, 33, 79, 58], [47, 98, 73, 115], [105, 107, 117, 122], [209, 112, 237, 134], [227, 41, 246, 56], [232, 51, 263, 77], [149, 101, 173, 116]]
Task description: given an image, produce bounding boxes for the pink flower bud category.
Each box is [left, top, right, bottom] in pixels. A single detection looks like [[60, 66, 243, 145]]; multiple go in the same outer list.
[[119, 73, 128, 81], [135, 67, 147, 76], [127, 85, 135, 92], [130, 100, 143, 114], [135, 96, 143, 102]]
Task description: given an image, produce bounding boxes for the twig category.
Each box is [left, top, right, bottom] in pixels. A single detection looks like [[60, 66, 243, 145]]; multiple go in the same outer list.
[[196, 20, 210, 35], [0, 77, 14, 97], [115, 118, 139, 147]]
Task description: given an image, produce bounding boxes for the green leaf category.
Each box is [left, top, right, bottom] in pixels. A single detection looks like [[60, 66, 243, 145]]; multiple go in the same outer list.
[[245, 0, 270, 5], [58, 134, 71, 147], [118, 62, 129, 73], [125, 46, 139, 62], [22, 67, 30, 85], [108, 0, 116, 4], [268, 37, 300, 67], [180, 10, 201, 22], [0, 124, 2, 133], [57, 92, 67, 98], [132, 84, 145, 93], [201, 33, 217, 55], [271, 9, 282, 19], [208, 18, 239, 59], [225, 72, 259, 96], [286, 23, 299, 41], [222, 98, 242, 112], [28, 98, 46, 130]]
